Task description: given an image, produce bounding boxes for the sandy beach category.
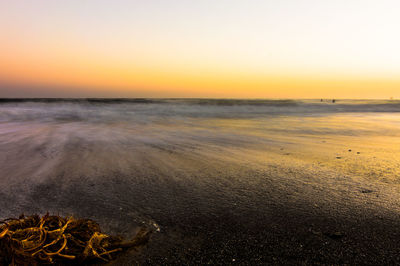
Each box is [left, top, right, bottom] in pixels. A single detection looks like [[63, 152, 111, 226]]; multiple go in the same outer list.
[[1, 99, 400, 264]]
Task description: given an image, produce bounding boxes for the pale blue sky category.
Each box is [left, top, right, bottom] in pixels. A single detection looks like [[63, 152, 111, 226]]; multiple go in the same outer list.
[[1, 0, 399, 98]]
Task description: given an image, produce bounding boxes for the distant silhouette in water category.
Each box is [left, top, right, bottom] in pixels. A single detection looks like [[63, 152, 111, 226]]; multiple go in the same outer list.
[[332, 99, 336, 103]]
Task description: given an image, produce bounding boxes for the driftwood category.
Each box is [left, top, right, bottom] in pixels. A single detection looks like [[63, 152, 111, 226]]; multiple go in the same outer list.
[[0, 214, 150, 265]]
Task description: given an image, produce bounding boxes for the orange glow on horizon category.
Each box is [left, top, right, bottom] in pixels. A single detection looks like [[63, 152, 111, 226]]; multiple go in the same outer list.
[[1, 50, 400, 99]]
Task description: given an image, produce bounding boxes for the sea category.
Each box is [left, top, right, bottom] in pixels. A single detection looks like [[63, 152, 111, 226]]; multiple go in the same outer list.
[[1, 98, 400, 263]]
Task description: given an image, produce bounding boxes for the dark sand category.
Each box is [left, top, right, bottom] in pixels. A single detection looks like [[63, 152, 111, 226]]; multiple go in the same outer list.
[[1, 101, 400, 264], [5, 142, 400, 265]]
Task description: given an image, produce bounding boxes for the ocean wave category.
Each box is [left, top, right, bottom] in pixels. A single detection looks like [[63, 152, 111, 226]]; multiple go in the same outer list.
[[0, 99, 400, 124]]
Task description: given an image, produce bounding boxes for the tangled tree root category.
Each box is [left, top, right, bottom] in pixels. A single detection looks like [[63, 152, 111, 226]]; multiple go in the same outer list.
[[0, 214, 151, 265]]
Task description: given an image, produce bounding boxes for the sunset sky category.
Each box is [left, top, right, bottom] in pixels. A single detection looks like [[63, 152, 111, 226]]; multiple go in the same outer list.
[[0, 0, 399, 98]]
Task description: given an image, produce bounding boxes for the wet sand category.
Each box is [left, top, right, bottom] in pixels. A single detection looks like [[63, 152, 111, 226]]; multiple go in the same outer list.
[[1, 101, 400, 264]]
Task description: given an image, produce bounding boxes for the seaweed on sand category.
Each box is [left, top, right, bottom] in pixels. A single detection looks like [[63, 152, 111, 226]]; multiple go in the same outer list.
[[0, 214, 151, 265]]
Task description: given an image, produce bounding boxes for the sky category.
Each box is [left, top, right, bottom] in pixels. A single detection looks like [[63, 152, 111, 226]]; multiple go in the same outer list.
[[0, 0, 399, 98]]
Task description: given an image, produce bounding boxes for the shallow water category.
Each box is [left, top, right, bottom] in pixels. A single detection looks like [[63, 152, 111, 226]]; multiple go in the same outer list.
[[1, 99, 400, 263]]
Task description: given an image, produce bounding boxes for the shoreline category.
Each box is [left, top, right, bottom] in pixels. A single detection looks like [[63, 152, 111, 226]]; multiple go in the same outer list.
[[1, 102, 400, 264]]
